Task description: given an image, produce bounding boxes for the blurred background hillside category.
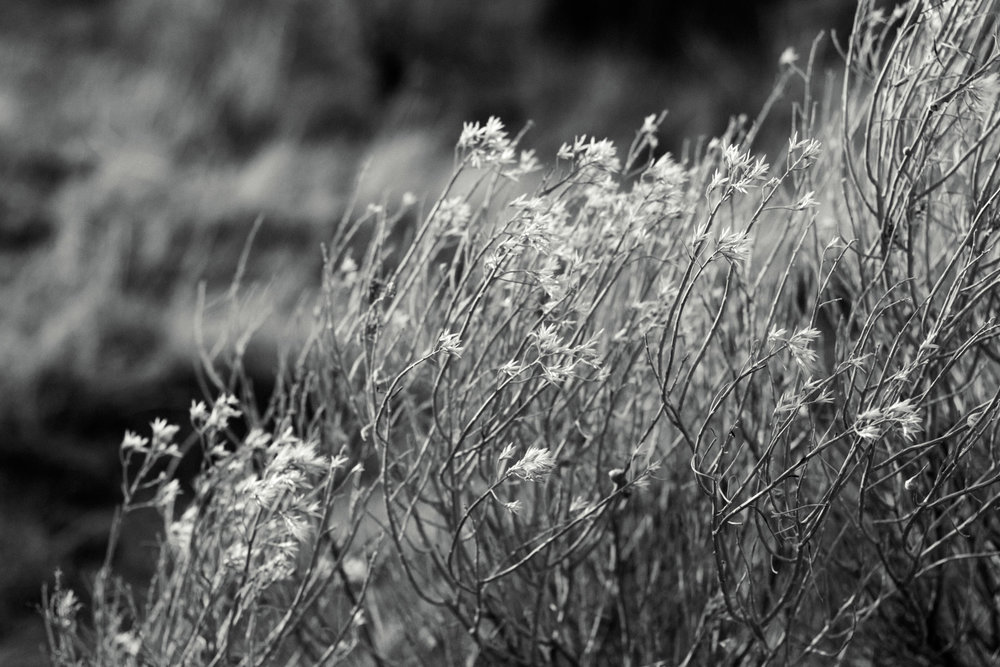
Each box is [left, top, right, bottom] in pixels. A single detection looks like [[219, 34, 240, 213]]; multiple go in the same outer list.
[[0, 0, 860, 663]]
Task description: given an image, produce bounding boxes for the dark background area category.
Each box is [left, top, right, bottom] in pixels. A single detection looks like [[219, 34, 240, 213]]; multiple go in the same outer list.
[[0, 1, 860, 663]]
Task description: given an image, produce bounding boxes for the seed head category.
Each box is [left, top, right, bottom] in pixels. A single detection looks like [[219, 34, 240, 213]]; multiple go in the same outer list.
[[508, 446, 558, 481]]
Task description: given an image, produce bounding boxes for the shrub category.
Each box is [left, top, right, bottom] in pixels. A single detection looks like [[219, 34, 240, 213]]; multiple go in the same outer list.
[[44, 1, 1000, 664]]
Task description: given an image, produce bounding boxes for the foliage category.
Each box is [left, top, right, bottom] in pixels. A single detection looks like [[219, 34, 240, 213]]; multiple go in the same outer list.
[[44, 1, 1000, 664]]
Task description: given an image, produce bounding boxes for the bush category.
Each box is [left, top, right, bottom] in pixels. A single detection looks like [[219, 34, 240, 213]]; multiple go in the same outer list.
[[43, 1, 1000, 664]]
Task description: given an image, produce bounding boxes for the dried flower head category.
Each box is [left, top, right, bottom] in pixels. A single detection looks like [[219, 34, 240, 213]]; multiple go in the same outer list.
[[795, 191, 820, 211], [502, 499, 523, 515], [779, 47, 799, 68], [458, 116, 516, 168], [507, 446, 558, 481], [855, 398, 922, 442], [437, 331, 465, 358], [50, 574, 81, 632], [121, 430, 149, 454], [787, 327, 821, 372], [190, 394, 242, 433], [716, 227, 753, 266]]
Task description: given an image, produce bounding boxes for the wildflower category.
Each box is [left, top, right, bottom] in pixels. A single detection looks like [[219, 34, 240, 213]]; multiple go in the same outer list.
[[802, 378, 834, 405], [787, 327, 821, 372], [150, 418, 182, 457], [789, 135, 823, 164], [526, 325, 603, 385], [203, 394, 242, 432], [720, 144, 769, 193], [269, 429, 327, 472], [501, 499, 522, 515], [437, 331, 465, 358], [884, 399, 922, 441], [121, 430, 149, 454], [722, 144, 744, 170], [707, 169, 728, 194], [510, 193, 567, 228], [458, 116, 516, 168], [150, 418, 179, 445], [189, 400, 209, 424], [51, 575, 81, 631], [458, 122, 480, 149], [556, 141, 575, 161], [854, 398, 922, 442], [855, 421, 881, 441], [779, 47, 799, 68], [190, 394, 242, 433], [497, 442, 517, 468], [841, 353, 872, 372], [556, 135, 620, 173], [767, 327, 788, 346], [482, 116, 506, 145], [279, 512, 313, 545], [499, 359, 525, 378], [795, 191, 820, 211], [773, 390, 801, 415], [530, 323, 563, 356], [507, 446, 558, 481], [716, 227, 753, 266]]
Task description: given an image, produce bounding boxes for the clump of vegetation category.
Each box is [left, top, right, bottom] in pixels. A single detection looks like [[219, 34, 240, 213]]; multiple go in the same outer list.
[[43, 1, 1000, 664]]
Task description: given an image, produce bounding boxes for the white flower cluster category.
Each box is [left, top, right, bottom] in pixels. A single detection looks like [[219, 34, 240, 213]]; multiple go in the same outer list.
[[854, 398, 922, 442], [499, 443, 558, 482], [457, 116, 540, 178], [708, 142, 770, 196], [500, 324, 604, 385], [769, 326, 822, 373], [121, 417, 182, 459]]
